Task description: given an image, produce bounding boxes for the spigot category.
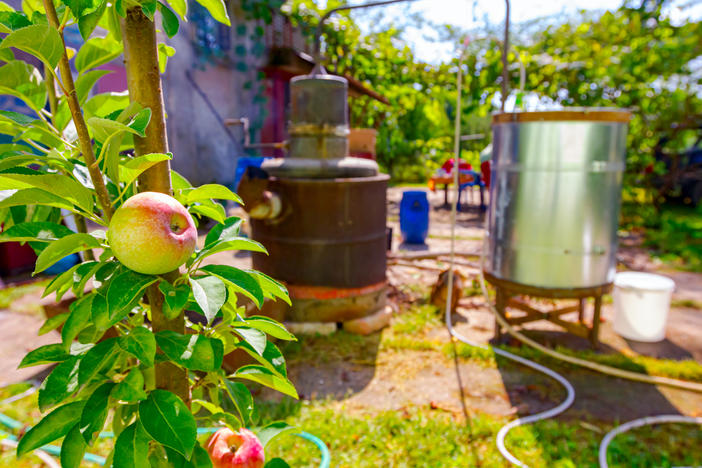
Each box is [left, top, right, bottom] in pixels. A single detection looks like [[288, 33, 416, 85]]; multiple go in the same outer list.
[[237, 166, 282, 220]]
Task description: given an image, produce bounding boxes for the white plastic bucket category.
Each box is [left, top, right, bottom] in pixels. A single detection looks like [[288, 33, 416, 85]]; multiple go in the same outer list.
[[613, 272, 675, 342]]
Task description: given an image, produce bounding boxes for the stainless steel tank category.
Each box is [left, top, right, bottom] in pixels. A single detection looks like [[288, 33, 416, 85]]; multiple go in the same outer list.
[[485, 109, 631, 289]]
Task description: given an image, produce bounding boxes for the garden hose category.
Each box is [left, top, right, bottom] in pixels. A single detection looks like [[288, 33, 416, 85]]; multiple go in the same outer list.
[[598, 415, 702, 468], [0, 383, 330, 467]]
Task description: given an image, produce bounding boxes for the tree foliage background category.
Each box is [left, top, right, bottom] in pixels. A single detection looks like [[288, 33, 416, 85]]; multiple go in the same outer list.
[[286, 0, 702, 190]]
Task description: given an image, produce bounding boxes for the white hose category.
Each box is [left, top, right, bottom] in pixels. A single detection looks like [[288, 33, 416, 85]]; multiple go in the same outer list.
[[598, 415, 702, 468], [1, 438, 61, 468]]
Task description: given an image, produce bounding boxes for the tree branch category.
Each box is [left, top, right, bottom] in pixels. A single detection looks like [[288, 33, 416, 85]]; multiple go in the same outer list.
[[42, 0, 114, 222]]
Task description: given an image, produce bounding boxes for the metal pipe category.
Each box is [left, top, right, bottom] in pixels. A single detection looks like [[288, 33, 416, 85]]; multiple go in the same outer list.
[[459, 133, 485, 141], [313, 0, 419, 69], [501, 0, 510, 111], [223, 118, 287, 150]]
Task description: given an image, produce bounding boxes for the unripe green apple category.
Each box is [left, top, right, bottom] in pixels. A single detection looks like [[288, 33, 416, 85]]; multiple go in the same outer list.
[[107, 192, 197, 275]]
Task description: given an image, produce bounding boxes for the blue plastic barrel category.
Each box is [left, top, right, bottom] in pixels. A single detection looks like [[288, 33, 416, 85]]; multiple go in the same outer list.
[[399, 190, 429, 244]]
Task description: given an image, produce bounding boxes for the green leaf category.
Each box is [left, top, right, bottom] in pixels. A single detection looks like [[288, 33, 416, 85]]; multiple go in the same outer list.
[[106, 270, 156, 324], [74, 36, 122, 73], [106, 1, 122, 41], [171, 170, 192, 190], [190, 275, 226, 324], [203, 216, 242, 247], [126, 107, 151, 134], [232, 365, 298, 399], [234, 316, 295, 341], [249, 270, 291, 305], [0, 221, 72, 243], [0, 24, 63, 68], [0, 59, 46, 111], [61, 294, 94, 347], [185, 184, 243, 205], [73, 261, 102, 296], [0, 11, 32, 32], [38, 311, 69, 335], [0, 189, 75, 211], [111, 368, 147, 402], [78, 337, 120, 387], [194, 0, 229, 25], [18, 343, 69, 368], [38, 355, 80, 411], [84, 91, 130, 119], [0, 173, 95, 212], [16, 401, 85, 457], [60, 424, 87, 468], [255, 421, 296, 449], [140, 0, 156, 19], [75, 69, 112, 105], [0, 109, 34, 125], [34, 233, 100, 274], [157, 43, 175, 74], [119, 327, 156, 366], [64, 0, 102, 18], [194, 238, 267, 265], [165, 443, 213, 468], [87, 116, 141, 142], [42, 263, 82, 301], [188, 202, 226, 224], [199, 264, 263, 308], [78, 0, 106, 40], [119, 152, 171, 187], [113, 422, 150, 468], [265, 459, 291, 468], [139, 390, 196, 458], [80, 382, 115, 444], [155, 331, 223, 372], [158, 282, 190, 320], [237, 339, 287, 378], [166, 0, 186, 19], [222, 379, 253, 425], [0, 44, 13, 62], [234, 326, 266, 356], [158, 2, 179, 37]]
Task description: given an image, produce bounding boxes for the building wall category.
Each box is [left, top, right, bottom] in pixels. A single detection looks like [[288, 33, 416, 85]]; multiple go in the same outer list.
[[162, 1, 271, 187]]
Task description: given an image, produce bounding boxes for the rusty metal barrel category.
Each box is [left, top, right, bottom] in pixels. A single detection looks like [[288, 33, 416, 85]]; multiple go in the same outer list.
[[242, 73, 388, 324]]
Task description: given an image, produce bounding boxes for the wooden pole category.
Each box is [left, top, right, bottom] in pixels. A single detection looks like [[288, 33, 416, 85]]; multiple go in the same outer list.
[[121, 8, 189, 403]]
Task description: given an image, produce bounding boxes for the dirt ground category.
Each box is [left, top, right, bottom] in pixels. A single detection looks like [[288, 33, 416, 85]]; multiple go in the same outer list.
[[1, 186, 701, 425]]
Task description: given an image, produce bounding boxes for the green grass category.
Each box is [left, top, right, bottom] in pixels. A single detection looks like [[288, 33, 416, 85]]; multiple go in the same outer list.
[[258, 399, 702, 468], [0, 384, 113, 467], [621, 202, 702, 272], [0, 279, 48, 311]]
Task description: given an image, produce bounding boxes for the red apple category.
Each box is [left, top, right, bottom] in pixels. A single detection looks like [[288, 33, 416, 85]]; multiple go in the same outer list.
[[205, 428, 265, 468], [107, 192, 197, 275]]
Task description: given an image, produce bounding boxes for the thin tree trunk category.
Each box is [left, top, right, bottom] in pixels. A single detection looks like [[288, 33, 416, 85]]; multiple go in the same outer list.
[[46, 72, 95, 260], [42, 0, 114, 221], [121, 8, 189, 403]]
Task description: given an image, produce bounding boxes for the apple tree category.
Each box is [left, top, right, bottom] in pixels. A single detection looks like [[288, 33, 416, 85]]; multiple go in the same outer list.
[[0, 0, 298, 466]]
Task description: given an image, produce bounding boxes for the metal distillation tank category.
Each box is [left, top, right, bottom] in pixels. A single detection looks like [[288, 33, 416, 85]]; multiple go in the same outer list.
[[485, 109, 631, 290], [238, 74, 389, 324]]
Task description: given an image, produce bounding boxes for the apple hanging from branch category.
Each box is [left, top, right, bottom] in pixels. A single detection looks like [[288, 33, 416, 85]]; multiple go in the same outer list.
[[108, 192, 197, 274], [206, 428, 266, 468]]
